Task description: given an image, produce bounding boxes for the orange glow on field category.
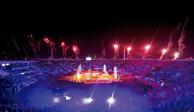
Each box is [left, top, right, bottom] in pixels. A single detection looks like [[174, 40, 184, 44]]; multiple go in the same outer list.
[[60, 70, 121, 84]]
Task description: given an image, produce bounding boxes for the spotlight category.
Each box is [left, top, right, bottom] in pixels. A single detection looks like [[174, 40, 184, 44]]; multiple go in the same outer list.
[[107, 97, 115, 105], [53, 97, 60, 103], [65, 96, 71, 101], [20, 72, 25, 75], [1, 63, 5, 67], [83, 97, 93, 104]]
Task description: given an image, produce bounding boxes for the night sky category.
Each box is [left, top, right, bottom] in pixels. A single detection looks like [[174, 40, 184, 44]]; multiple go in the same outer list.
[[0, 4, 194, 59]]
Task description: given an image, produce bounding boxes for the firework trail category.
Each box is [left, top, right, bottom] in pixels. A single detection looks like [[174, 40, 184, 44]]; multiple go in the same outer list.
[[142, 30, 157, 59], [28, 34, 42, 58], [129, 37, 136, 49], [11, 35, 21, 53], [178, 17, 189, 55], [167, 23, 182, 51], [28, 34, 38, 58], [150, 29, 158, 46]]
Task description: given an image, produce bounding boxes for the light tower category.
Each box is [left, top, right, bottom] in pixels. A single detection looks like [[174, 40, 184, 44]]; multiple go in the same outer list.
[[143, 44, 151, 59], [61, 42, 66, 59], [126, 46, 132, 59], [113, 43, 119, 59], [72, 45, 79, 59], [160, 48, 167, 59]]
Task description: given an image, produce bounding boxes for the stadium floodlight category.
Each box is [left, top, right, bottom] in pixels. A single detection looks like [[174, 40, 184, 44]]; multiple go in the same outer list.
[[174, 52, 179, 59], [53, 97, 60, 103], [82, 97, 94, 104]]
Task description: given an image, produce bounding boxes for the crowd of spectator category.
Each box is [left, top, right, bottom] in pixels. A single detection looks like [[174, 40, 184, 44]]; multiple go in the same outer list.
[[0, 59, 194, 111]]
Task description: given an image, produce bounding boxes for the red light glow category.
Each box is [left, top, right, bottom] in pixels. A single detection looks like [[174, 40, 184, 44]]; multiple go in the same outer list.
[[113, 44, 119, 49], [61, 42, 65, 47], [127, 46, 132, 51], [43, 37, 50, 44], [174, 52, 179, 59], [145, 45, 151, 50], [162, 48, 167, 54], [72, 45, 78, 52]]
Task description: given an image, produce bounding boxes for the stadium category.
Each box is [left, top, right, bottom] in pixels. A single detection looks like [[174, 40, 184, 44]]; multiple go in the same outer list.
[[1, 8, 194, 111], [1, 59, 194, 112]]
